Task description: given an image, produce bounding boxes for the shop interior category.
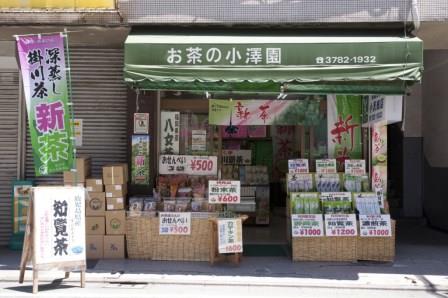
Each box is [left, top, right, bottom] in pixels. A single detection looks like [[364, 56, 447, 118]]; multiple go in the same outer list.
[[158, 91, 365, 255]]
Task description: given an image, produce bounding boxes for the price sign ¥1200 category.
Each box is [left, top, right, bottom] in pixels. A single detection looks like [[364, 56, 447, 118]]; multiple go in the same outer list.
[[208, 180, 241, 204], [324, 214, 357, 237]]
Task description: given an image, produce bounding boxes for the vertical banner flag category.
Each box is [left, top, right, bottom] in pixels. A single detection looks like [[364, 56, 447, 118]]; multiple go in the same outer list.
[[327, 95, 362, 171], [132, 135, 150, 185], [17, 34, 74, 176]]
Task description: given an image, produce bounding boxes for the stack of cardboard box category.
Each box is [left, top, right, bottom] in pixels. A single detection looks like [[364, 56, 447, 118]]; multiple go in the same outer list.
[[63, 157, 91, 187], [85, 178, 105, 259], [103, 164, 128, 259]]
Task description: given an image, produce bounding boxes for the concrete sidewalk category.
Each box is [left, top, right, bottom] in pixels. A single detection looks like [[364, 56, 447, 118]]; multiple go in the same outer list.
[[0, 219, 447, 293]]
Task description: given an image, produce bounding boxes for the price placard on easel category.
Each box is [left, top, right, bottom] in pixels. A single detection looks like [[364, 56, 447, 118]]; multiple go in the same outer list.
[[33, 187, 86, 266], [218, 218, 243, 253]]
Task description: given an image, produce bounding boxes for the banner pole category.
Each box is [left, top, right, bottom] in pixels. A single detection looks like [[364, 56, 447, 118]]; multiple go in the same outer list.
[[63, 29, 77, 183]]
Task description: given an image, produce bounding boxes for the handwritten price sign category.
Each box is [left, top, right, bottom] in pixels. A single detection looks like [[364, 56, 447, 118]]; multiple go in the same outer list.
[[291, 214, 324, 238], [345, 160, 366, 176], [316, 159, 337, 174], [218, 218, 243, 254], [324, 214, 357, 237], [208, 180, 241, 204], [359, 214, 392, 237], [288, 159, 309, 174], [159, 212, 191, 235], [159, 155, 217, 175]]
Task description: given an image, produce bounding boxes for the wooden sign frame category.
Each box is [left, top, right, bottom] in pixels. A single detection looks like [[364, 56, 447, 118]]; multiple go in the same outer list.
[[19, 188, 86, 294]]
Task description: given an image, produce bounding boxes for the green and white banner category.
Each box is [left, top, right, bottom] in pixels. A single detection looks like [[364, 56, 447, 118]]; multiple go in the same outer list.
[[17, 34, 74, 176], [327, 95, 362, 170]]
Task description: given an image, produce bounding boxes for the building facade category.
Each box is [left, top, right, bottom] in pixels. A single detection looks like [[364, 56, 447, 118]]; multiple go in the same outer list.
[[0, 0, 447, 246]]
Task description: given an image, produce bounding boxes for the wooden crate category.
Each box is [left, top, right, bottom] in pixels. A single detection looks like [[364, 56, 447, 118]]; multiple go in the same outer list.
[[356, 220, 396, 262]]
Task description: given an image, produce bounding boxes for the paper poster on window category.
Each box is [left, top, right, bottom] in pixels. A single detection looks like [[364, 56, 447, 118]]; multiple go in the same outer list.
[[221, 150, 252, 165], [33, 186, 85, 266], [131, 135, 150, 185], [16, 34, 74, 176], [218, 218, 243, 254], [134, 113, 149, 134], [191, 130, 207, 151], [161, 111, 179, 154]]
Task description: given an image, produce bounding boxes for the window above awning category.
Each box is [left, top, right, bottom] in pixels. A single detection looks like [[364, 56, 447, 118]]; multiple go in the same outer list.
[[124, 34, 423, 94]]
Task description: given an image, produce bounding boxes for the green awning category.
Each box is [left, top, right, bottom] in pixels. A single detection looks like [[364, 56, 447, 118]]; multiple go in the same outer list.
[[124, 34, 423, 94]]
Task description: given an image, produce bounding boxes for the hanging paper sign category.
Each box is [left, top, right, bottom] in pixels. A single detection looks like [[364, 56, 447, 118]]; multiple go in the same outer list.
[[324, 214, 357, 237], [134, 113, 149, 134], [161, 111, 180, 154], [33, 186, 86, 265], [359, 214, 392, 237], [159, 155, 218, 176], [291, 214, 324, 237], [159, 212, 191, 235], [209, 99, 321, 126], [208, 180, 241, 204], [327, 95, 362, 171], [316, 159, 337, 174], [218, 218, 243, 254], [375, 187, 385, 209], [344, 160, 366, 176], [362, 95, 403, 126], [70, 119, 82, 147], [221, 150, 252, 165], [17, 34, 74, 176], [131, 135, 150, 185], [372, 124, 387, 165], [191, 130, 207, 151], [288, 159, 309, 174]]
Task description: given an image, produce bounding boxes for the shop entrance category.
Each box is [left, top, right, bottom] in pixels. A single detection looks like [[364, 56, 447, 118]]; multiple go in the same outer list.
[[159, 92, 331, 256]]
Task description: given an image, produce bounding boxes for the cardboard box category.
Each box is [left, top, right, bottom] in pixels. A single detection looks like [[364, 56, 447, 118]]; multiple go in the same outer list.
[[86, 216, 105, 235], [86, 178, 103, 187], [86, 235, 103, 259], [103, 235, 125, 259], [63, 157, 91, 183], [103, 164, 128, 185], [107, 197, 125, 210], [105, 210, 126, 235], [64, 182, 85, 187], [87, 185, 104, 193], [105, 184, 127, 198], [86, 192, 106, 216]]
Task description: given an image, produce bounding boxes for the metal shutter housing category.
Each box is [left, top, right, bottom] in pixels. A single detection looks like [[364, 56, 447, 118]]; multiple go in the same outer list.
[[26, 47, 128, 184], [0, 70, 19, 245]]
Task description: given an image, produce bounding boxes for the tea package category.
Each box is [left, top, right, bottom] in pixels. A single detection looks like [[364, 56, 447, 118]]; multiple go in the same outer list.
[[344, 174, 370, 192], [354, 192, 381, 215], [320, 192, 352, 214], [287, 173, 314, 193], [290, 192, 321, 214], [316, 174, 341, 192]]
